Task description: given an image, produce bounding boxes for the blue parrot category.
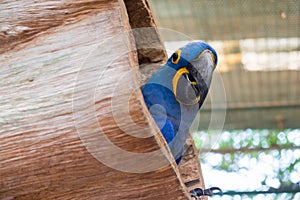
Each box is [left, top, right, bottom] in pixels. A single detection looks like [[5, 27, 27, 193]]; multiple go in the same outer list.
[[142, 41, 218, 164]]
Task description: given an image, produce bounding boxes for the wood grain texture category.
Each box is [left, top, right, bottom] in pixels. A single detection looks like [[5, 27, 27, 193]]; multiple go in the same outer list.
[[179, 136, 208, 200], [0, 0, 190, 199]]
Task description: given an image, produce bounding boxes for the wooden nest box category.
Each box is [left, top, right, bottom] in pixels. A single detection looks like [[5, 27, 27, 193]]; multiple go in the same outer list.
[[0, 0, 206, 199]]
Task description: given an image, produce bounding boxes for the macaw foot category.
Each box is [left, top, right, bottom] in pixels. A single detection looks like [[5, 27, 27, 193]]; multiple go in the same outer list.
[[190, 187, 223, 199]]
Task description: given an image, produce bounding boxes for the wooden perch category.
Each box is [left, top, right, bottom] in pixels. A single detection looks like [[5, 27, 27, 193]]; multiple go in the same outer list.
[[0, 0, 205, 199]]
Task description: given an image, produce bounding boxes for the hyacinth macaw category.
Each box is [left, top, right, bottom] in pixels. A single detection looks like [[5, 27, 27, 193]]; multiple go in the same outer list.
[[142, 41, 218, 164]]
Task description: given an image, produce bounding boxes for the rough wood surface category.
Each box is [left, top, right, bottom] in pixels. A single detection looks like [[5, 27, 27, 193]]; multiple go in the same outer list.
[[179, 136, 208, 200], [124, 0, 167, 64], [0, 0, 191, 199], [124, 0, 168, 85]]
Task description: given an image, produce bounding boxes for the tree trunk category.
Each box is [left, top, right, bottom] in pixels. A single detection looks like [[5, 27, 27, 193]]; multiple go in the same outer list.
[[0, 0, 204, 199]]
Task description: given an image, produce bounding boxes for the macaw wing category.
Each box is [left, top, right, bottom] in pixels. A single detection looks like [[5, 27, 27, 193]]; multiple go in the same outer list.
[[151, 115, 175, 144]]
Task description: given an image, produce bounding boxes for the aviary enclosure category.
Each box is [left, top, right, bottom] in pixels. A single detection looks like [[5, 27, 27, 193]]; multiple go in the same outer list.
[[1, 0, 299, 199]]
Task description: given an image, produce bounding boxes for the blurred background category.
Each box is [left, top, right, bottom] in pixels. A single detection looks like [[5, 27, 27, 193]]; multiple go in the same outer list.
[[148, 0, 300, 199]]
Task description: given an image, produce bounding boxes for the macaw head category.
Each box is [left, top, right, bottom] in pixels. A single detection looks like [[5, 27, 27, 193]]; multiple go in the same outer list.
[[166, 41, 218, 107]]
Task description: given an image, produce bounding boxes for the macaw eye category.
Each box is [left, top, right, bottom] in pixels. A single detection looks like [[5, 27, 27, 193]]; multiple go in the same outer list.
[[171, 53, 178, 63], [171, 49, 181, 64]]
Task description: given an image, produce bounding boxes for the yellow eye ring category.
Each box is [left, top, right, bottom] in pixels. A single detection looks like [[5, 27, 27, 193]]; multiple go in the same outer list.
[[172, 67, 189, 96], [171, 49, 182, 64]]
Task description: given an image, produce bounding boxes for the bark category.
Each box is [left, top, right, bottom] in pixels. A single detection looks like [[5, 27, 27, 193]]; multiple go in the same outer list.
[[0, 0, 203, 199]]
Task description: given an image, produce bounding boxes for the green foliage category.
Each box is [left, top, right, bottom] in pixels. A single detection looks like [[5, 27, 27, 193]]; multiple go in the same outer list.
[[193, 129, 300, 199]]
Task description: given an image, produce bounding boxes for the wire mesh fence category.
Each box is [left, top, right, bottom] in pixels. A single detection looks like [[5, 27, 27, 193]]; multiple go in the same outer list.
[[149, 0, 300, 130]]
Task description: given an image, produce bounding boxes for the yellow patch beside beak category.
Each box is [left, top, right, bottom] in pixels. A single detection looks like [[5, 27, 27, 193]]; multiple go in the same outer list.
[[172, 67, 201, 105]]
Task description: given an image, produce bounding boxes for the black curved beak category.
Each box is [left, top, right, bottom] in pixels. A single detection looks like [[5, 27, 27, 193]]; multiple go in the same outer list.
[[186, 50, 216, 103]]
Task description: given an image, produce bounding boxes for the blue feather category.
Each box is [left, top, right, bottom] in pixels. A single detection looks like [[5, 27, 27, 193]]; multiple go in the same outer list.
[[142, 41, 217, 164]]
